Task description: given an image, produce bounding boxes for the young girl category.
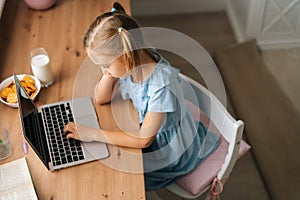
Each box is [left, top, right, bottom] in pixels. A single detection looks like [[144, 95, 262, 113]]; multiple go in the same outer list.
[[64, 2, 219, 190]]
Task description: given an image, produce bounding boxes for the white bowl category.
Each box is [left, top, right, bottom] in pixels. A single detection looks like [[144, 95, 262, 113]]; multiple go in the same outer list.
[[0, 74, 41, 108]]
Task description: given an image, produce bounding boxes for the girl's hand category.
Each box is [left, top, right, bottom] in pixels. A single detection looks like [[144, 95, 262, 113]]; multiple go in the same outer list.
[[63, 122, 95, 142], [94, 68, 118, 105]]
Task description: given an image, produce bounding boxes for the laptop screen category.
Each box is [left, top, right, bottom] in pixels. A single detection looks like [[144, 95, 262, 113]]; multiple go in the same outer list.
[[14, 75, 50, 168]]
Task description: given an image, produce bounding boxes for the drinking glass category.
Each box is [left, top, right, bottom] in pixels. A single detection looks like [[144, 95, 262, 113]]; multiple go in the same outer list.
[[30, 47, 54, 87], [0, 128, 12, 160]]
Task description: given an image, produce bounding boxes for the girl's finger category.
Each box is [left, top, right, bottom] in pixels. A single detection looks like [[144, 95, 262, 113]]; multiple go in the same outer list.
[[64, 124, 73, 133], [68, 125, 77, 133], [66, 133, 76, 139], [64, 122, 74, 132]]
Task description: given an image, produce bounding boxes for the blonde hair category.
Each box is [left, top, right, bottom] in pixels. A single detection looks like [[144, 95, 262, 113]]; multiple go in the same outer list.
[[84, 3, 151, 82]]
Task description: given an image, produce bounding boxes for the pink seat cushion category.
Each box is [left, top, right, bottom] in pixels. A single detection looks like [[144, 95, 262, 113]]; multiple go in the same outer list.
[[175, 101, 251, 195]]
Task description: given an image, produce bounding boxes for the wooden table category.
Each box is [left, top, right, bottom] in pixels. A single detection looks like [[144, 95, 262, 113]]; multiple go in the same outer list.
[[0, 0, 145, 199]]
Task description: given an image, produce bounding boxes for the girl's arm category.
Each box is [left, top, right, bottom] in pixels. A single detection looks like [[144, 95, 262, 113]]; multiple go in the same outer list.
[[64, 111, 165, 148], [94, 73, 118, 105]]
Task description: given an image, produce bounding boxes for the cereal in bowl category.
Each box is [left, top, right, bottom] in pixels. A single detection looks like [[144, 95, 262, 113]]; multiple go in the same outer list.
[[1, 76, 37, 103]]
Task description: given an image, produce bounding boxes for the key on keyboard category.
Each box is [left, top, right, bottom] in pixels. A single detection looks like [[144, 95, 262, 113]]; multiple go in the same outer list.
[[41, 103, 85, 166]]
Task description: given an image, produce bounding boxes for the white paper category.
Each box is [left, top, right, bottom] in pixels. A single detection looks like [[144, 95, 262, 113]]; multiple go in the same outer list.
[[0, 158, 38, 200]]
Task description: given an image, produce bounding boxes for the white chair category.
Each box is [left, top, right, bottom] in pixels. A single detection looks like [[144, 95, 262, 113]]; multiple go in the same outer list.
[[165, 74, 249, 199]]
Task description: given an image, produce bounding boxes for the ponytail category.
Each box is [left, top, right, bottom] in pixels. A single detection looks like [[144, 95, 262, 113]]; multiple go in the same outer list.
[[118, 27, 142, 82], [112, 2, 126, 14]]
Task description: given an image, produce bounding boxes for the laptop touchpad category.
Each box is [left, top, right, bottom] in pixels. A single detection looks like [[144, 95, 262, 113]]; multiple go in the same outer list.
[[72, 97, 95, 117]]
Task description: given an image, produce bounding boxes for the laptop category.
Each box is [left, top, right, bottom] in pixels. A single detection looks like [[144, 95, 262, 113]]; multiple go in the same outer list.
[[14, 74, 109, 171]]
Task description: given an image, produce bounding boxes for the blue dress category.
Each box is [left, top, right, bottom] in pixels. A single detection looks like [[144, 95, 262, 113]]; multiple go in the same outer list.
[[118, 53, 219, 190]]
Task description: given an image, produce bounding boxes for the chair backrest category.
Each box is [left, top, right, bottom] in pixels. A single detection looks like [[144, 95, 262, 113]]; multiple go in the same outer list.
[[179, 73, 244, 181]]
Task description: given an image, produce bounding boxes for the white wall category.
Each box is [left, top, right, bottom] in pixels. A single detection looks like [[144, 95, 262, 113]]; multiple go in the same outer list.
[[226, 0, 250, 41], [226, 0, 300, 48]]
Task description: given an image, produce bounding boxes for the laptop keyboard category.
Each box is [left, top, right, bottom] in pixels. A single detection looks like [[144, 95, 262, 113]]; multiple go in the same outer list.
[[41, 103, 85, 166]]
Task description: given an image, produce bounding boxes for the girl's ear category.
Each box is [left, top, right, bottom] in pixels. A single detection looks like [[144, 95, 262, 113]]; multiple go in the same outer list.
[[113, 2, 126, 14]]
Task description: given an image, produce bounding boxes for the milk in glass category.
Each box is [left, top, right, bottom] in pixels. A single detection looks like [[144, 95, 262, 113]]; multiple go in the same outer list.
[[30, 48, 54, 87]]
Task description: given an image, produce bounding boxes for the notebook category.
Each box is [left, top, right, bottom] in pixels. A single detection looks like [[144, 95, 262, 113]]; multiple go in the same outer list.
[[14, 74, 109, 171]]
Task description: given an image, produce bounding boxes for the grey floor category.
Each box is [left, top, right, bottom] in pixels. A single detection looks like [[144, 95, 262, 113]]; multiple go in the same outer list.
[[135, 11, 300, 200], [262, 48, 300, 114]]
